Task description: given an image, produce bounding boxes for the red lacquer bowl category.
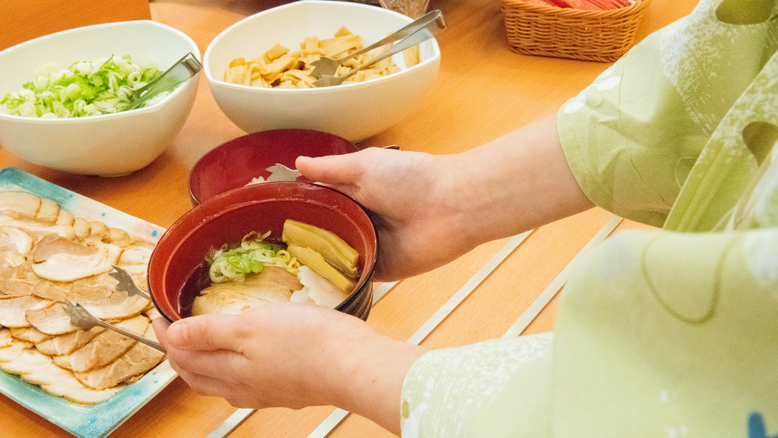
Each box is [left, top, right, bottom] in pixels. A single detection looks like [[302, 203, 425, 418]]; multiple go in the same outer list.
[[188, 129, 359, 205], [148, 182, 377, 322]]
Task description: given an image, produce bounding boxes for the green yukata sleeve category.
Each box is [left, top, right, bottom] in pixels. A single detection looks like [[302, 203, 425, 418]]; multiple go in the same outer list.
[[557, 0, 776, 227], [400, 1, 778, 436], [400, 334, 554, 438], [400, 228, 778, 437], [551, 228, 778, 436]]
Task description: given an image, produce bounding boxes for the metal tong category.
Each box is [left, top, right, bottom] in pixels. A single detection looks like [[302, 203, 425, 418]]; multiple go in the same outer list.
[[63, 266, 165, 352], [311, 10, 446, 87], [64, 301, 166, 353], [109, 265, 152, 301], [121, 52, 202, 112]]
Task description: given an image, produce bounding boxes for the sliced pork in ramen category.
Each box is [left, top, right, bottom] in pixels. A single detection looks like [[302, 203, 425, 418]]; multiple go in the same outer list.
[[35, 198, 60, 224], [14, 360, 65, 386], [107, 228, 131, 247], [144, 306, 162, 321], [192, 266, 301, 316]]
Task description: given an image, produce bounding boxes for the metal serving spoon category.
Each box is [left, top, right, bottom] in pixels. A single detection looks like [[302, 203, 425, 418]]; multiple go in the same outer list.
[[311, 10, 445, 87], [64, 301, 166, 353], [118, 52, 202, 113]]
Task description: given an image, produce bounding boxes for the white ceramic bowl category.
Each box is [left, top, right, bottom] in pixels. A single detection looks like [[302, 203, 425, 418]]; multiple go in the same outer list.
[[204, 1, 441, 142], [0, 21, 200, 176]]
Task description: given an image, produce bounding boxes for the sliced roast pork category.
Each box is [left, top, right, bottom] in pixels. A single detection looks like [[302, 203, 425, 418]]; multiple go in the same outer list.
[[69, 273, 150, 320], [35, 327, 105, 356], [26, 301, 77, 336], [54, 315, 149, 373], [31, 234, 121, 282], [74, 325, 165, 390], [0, 295, 50, 327]]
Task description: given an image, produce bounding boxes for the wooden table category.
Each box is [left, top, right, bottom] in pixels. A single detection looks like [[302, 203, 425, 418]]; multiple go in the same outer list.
[[0, 0, 699, 436]]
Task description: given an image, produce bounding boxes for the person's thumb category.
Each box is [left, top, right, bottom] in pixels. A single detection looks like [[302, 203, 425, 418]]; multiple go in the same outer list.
[[157, 314, 243, 352], [296, 152, 365, 185]]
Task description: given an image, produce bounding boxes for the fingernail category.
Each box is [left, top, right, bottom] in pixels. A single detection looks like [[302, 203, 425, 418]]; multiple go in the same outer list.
[[168, 322, 190, 346]]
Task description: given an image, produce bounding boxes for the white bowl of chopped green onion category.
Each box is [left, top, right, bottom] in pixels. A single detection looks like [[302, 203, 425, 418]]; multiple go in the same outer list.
[[0, 20, 200, 176]]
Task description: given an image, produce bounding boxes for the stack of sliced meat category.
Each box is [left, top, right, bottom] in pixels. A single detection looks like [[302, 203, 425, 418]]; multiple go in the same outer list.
[[0, 191, 165, 404]]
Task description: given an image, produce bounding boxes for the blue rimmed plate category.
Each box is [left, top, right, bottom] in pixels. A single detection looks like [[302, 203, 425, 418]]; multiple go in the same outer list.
[[0, 167, 176, 438]]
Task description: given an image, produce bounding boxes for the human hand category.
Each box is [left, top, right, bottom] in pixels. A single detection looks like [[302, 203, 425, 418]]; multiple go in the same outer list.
[[153, 303, 423, 434], [296, 115, 593, 282], [297, 148, 474, 281]]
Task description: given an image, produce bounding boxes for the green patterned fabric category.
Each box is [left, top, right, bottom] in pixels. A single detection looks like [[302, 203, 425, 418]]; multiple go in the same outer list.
[[400, 0, 778, 436]]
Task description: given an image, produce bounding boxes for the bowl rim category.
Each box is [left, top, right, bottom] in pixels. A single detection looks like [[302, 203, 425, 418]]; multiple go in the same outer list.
[[0, 20, 201, 124], [148, 180, 379, 322], [202, 0, 441, 94], [187, 128, 360, 205]]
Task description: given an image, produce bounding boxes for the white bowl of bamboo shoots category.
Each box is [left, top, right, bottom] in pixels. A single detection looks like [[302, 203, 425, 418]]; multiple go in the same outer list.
[[203, 0, 441, 142]]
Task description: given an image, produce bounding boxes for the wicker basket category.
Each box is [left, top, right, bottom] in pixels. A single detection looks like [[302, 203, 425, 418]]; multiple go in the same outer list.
[[499, 0, 652, 62]]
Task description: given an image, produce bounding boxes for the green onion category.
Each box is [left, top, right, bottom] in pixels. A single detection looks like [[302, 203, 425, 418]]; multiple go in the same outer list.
[[0, 55, 161, 118], [206, 231, 300, 283]]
